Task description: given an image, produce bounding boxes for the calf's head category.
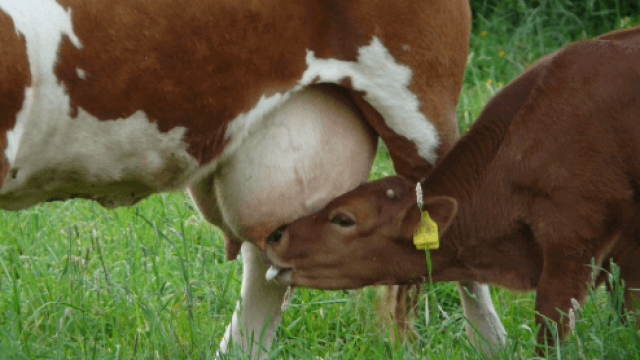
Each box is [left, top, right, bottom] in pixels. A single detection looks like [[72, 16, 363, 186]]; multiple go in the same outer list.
[[266, 176, 457, 289]]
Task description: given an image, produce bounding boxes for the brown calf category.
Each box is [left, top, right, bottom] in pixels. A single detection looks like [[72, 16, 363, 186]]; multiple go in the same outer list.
[[265, 27, 640, 351]]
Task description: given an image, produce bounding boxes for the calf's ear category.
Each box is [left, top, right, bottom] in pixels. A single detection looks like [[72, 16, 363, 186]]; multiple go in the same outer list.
[[423, 196, 458, 235], [399, 195, 458, 240]]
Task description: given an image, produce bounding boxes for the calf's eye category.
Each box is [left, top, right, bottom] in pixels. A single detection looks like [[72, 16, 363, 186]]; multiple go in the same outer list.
[[266, 225, 286, 243], [330, 212, 355, 227]]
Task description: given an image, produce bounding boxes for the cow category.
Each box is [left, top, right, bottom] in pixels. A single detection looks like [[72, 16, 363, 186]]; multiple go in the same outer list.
[[0, 0, 504, 357], [264, 26, 640, 354]]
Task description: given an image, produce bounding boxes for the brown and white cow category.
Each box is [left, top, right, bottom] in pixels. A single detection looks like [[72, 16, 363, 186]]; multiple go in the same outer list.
[[0, 0, 504, 357], [265, 27, 640, 353]]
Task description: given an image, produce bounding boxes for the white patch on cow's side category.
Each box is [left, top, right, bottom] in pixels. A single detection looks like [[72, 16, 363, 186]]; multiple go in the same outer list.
[[300, 37, 439, 164], [0, 1, 198, 210], [5, 86, 34, 164], [1, 0, 81, 167]]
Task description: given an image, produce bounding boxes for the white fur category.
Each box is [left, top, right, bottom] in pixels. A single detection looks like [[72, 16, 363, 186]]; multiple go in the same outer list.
[[300, 37, 440, 164], [5, 87, 33, 164], [457, 281, 506, 355], [218, 243, 289, 358], [76, 68, 86, 80]]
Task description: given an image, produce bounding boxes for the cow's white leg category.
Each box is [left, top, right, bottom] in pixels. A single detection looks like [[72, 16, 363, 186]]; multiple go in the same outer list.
[[456, 281, 506, 355], [190, 179, 282, 357], [219, 242, 288, 358]]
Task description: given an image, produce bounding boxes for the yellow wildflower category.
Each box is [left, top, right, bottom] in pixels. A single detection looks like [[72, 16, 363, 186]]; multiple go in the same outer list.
[[486, 78, 493, 84], [499, 51, 505, 57], [481, 30, 488, 37]]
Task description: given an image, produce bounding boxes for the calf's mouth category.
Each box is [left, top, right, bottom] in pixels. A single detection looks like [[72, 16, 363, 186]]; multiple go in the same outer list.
[[264, 247, 295, 285], [265, 264, 294, 284]]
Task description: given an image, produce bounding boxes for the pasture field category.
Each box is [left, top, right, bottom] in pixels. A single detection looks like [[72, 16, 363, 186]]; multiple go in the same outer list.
[[1, 2, 639, 359]]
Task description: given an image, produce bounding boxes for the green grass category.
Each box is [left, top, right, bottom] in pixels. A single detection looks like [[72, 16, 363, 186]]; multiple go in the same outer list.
[[1, 3, 640, 359]]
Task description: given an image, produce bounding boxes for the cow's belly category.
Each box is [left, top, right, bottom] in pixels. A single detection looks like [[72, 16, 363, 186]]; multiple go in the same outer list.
[[212, 84, 377, 244]]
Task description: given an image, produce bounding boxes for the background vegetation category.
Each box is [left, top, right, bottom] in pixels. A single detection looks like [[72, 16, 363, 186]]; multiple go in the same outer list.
[[1, 1, 639, 359]]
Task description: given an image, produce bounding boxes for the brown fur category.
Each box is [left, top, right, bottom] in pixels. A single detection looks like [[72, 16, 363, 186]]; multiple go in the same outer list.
[[267, 27, 640, 352]]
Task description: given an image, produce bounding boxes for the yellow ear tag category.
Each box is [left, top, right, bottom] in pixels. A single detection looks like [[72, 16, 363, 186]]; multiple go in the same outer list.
[[413, 211, 439, 250]]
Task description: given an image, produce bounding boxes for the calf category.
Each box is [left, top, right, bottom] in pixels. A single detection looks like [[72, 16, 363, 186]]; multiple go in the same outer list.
[[265, 27, 640, 352]]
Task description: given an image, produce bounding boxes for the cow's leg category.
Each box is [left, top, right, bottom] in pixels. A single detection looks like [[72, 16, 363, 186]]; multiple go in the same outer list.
[[219, 242, 288, 358], [379, 284, 419, 342], [190, 180, 286, 357], [457, 281, 506, 355]]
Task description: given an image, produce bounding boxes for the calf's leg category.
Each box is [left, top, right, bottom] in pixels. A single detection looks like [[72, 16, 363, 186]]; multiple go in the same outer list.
[[534, 249, 593, 354], [605, 242, 640, 320]]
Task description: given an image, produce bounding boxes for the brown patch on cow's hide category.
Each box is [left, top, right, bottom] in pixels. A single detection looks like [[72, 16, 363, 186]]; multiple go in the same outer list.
[[0, 9, 31, 186], [304, 2, 368, 62], [53, 0, 314, 165]]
